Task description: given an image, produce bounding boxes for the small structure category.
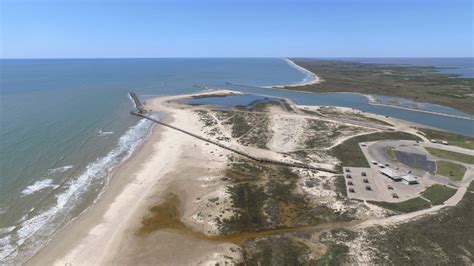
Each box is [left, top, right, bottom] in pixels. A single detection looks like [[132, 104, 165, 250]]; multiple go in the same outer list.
[[381, 168, 418, 185], [380, 168, 402, 181], [400, 174, 418, 185]]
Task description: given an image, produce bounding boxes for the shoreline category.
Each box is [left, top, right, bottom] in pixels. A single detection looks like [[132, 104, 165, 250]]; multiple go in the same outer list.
[[262, 58, 321, 88], [28, 90, 236, 265], [26, 89, 472, 265], [365, 95, 473, 120], [23, 65, 471, 264]]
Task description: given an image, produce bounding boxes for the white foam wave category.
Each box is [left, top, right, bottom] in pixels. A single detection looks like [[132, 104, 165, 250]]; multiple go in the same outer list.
[[0, 226, 16, 235], [3, 117, 156, 263], [47, 165, 74, 175], [98, 129, 114, 136], [21, 179, 58, 196], [0, 234, 18, 262]]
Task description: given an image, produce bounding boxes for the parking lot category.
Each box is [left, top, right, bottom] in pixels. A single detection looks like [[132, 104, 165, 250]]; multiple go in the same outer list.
[[344, 140, 436, 202]]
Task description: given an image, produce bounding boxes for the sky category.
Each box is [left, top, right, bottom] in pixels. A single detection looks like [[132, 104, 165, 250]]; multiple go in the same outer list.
[[0, 0, 472, 58]]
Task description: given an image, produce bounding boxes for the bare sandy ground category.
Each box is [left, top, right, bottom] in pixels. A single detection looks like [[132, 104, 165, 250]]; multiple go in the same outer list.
[[28, 89, 470, 265], [29, 91, 239, 266]]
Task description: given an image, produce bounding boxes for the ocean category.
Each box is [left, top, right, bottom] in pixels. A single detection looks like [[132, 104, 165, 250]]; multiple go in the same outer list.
[[0, 58, 472, 264]]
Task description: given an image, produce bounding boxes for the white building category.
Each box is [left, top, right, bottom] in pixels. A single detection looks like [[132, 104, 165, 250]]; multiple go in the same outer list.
[[380, 168, 418, 185], [380, 168, 402, 181], [400, 174, 418, 185]]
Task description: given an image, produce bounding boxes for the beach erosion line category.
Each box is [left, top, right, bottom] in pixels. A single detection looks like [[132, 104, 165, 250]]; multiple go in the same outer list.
[[0, 114, 160, 264]]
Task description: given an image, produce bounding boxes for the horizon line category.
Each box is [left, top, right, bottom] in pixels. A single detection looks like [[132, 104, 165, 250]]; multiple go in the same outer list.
[[1, 56, 473, 60]]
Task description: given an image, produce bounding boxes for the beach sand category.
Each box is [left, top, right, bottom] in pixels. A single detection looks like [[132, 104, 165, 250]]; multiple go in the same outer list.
[[29, 91, 240, 265]]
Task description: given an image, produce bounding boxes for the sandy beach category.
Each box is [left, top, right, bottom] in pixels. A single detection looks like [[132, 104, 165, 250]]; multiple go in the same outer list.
[[262, 58, 321, 88], [27, 88, 473, 265], [29, 90, 241, 265]]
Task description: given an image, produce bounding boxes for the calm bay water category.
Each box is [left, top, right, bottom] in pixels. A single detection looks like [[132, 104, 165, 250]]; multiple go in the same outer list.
[[0, 58, 472, 263]]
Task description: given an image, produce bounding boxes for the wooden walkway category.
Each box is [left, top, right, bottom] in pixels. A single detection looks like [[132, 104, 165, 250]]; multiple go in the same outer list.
[[130, 110, 337, 173]]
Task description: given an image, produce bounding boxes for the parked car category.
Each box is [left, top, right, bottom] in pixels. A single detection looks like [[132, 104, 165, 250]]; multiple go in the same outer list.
[[387, 185, 393, 190], [361, 172, 367, 176], [363, 178, 369, 183], [347, 181, 354, 186], [365, 185, 372, 191], [392, 193, 399, 198], [345, 168, 351, 173], [346, 174, 352, 179], [349, 188, 355, 193]]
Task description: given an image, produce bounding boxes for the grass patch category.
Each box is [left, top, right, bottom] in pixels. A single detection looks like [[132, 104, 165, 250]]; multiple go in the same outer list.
[[366, 193, 474, 264], [331, 131, 421, 167], [436, 160, 467, 181], [468, 182, 474, 192], [418, 128, 474, 150], [334, 175, 347, 197], [368, 197, 431, 213], [316, 244, 349, 266], [425, 147, 474, 164], [421, 184, 457, 205], [385, 147, 398, 161], [288, 59, 474, 114]]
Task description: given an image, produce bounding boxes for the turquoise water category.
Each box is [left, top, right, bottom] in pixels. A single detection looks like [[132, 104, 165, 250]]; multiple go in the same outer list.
[[0, 58, 307, 263], [0, 58, 472, 263]]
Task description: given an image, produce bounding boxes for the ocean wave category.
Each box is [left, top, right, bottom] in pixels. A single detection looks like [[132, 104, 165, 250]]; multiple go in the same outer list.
[[21, 179, 58, 196], [98, 129, 114, 136], [0, 226, 16, 235], [2, 116, 156, 264], [0, 234, 18, 262], [46, 165, 74, 175]]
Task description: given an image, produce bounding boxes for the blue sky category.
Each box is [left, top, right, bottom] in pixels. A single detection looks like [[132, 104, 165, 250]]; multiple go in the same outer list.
[[1, 0, 472, 58]]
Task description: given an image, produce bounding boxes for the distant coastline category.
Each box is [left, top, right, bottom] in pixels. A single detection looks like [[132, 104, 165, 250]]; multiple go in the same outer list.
[[262, 58, 321, 88]]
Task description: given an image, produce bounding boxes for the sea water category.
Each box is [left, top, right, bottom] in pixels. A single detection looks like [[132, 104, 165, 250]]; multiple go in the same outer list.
[[0, 58, 472, 264], [0, 58, 307, 263]]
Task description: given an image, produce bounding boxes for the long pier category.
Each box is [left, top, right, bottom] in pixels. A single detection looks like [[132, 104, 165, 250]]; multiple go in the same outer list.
[[131, 111, 337, 173], [128, 91, 337, 173], [128, 92, 147, 114]]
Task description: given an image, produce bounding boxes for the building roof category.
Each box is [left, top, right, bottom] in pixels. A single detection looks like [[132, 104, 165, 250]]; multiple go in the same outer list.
[[400, 174, 418, 183], [380, 168, 396, 177]]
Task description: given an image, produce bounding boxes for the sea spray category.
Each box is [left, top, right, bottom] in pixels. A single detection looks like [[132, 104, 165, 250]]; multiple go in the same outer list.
[[21, 179, 58, 196]]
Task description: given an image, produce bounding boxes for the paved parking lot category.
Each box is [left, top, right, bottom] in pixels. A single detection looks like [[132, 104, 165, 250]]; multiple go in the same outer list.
[[343, 140, 437, 202], [344, 164, 431, 202]]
